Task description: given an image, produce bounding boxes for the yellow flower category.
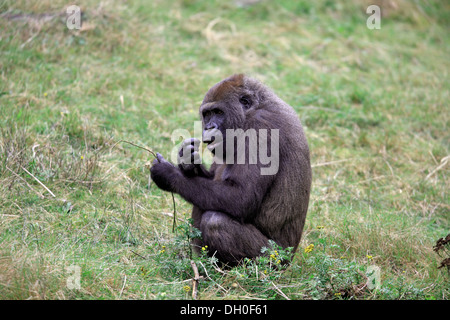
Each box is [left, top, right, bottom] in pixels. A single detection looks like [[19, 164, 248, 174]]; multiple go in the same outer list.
[[44, 92, 48, 97], [159, 249, 165, 254], [276, 259, 281, 264], [274, 250, 278, 256], [304, 244, 314, 253], [366, 255, 373, 260], [335, 292, 341, 296], [80, 155, 84, 160], [270, 254, 276, 259], [140, 266, 148, 276], [183, 285, 190, 292], [317, 225, 324, 229]]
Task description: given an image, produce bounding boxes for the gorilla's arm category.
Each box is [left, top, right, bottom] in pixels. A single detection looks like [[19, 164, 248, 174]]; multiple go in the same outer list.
[[150, 154, 274, 222], [176, 172, 273, 221]]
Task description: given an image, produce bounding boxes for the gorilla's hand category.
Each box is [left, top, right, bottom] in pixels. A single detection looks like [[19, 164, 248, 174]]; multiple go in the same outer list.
[[177, 138, 201, 176], [150, 153, 179, 192]]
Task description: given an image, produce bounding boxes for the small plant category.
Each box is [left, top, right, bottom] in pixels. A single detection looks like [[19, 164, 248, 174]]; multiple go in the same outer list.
[[260, 240, 294, 268], [433, 234, 450, 273], [302, 250, 367, 299], [174, 218, 202, 260]]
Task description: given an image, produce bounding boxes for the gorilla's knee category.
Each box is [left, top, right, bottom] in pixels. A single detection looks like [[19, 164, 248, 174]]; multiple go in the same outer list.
[[200, 211, 223, 233]]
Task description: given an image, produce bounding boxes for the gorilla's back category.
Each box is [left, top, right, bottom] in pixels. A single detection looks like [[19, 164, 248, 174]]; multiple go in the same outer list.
[[255, 95, 312, 252]]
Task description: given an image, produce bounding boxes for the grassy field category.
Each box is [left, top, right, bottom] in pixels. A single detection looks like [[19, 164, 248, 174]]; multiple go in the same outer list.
[[0, 0, 448, 300]]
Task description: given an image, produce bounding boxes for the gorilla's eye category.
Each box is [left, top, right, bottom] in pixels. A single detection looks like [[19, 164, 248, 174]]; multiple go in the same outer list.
[[214, 109, 224, 115], [239, 96, 252, 108]]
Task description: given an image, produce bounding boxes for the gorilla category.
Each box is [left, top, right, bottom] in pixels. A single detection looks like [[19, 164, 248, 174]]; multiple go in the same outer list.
[[150, 74, 311, 266]]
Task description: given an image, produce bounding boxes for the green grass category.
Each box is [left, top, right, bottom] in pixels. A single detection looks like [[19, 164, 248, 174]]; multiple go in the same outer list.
[[0, 0, 449, 300]]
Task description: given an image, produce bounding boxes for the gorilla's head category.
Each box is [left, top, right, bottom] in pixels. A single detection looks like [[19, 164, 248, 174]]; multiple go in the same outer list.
[[199, 74, 267, 156]]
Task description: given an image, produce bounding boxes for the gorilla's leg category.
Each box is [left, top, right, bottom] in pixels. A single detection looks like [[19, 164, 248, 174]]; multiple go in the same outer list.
[[200, 211, 269, 265]]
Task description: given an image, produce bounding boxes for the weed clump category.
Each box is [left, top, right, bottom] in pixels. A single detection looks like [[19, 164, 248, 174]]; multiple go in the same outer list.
[[434, 234, 450, 273]]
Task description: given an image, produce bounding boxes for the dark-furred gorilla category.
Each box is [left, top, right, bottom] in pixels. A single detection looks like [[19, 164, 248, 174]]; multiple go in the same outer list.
[[150, 74, 311, 266]]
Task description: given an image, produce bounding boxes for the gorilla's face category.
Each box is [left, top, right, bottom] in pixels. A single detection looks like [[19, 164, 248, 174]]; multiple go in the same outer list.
[[199, 74, 261, 158], [200, 95, 254, 156], [201, 104, 225, 154]]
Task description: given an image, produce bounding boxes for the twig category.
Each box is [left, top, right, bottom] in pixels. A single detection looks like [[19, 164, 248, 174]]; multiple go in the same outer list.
[[211, 253, 228, 275], [111, 139, 178, 233], [171, 192, 177, 232], [190, 260, 200, 300], [146, 277, 204, 286], [6, 166, 45, 199], [312, 158, 352, 168], [20, 166, 56, 198], [270, 281, 290, 300], [0, 214, 20, 218], [111, 139, 157, 158], [160, 210, 188, 223], [130, 250, 146, 260], [426, 155, 449, 180], [119, 274, 127, 299], [198, 261, 228, 294]]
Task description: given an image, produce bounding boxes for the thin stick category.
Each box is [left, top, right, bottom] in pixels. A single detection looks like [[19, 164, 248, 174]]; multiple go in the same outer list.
[[146, 277, 204, 286], [270, 281, 290, 300], [198, 261, 228, 294], [130, 250, 146, 260], [210, 252, 228, 275], [171, 192, 177, 232], [0, 214, 20, 218], [312, 158, 352, 168], [112, 139, 157, 158], [112, 139, 178, 233], [425, 155, 449, 180], [190, 260, 200, 300], [6, 166, 45, 199], [21, 166, 56, 198], [159, 211, 187, 224], [119, 274, 127, 299]]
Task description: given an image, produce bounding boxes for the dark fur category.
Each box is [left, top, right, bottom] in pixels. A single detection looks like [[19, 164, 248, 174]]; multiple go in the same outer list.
[[151, 74, 311, 266]]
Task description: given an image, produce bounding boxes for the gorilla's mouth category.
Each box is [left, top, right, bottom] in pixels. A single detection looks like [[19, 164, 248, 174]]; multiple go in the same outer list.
[[202, 129, 223, 152], [203, 136, 215, 146], [204, 137, 223, 153], [203, 135, 215, 144]]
